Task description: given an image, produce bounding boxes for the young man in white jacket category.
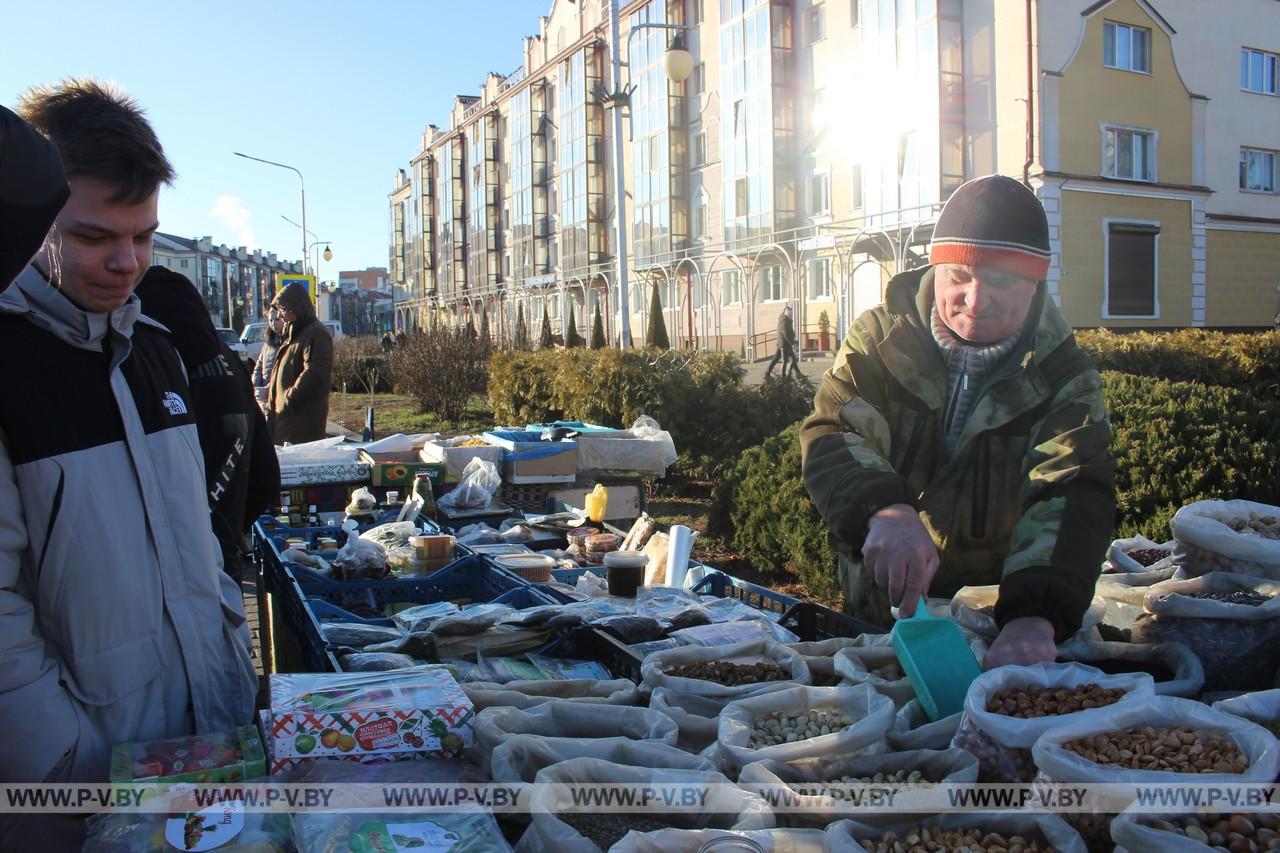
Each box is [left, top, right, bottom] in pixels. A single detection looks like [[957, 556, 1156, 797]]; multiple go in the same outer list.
[[0, 79, 256, 848]]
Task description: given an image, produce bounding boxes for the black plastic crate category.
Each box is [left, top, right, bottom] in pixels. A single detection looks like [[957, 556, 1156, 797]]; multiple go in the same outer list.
[[536, 626, 644, 683], [689, 571, 801, 619], [778, 602, 886, 642]]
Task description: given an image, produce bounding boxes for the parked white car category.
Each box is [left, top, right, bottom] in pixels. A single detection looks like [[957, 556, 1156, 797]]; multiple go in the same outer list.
[[240, 320, 343, 364], [216, 327, 252, 369]]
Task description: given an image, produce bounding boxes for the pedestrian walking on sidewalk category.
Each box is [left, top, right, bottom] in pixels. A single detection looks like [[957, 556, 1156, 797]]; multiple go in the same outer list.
[[764, 304, 800, 379], [267, 281, 334, 444]]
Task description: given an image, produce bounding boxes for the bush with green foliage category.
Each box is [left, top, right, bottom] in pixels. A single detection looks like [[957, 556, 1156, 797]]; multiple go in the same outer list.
[[391, 326, 490, 421], [565, 304, 583, 348], [512, 304, 531, 351], [539, 305, 554, 349], [590, 306, 606, 349], [646, 282, 670, 349], [1076, 329, 1280, 401], [710, 370, 1280, 602]]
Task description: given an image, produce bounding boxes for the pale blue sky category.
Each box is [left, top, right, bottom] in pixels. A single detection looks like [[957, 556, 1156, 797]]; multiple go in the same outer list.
[[1, 0, 541, 282]]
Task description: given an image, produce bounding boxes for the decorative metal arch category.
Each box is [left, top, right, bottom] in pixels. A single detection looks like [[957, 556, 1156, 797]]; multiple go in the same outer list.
[[743, 241, 796, 361], [702, 250, 747, 354], [672, 255, 703, 350]]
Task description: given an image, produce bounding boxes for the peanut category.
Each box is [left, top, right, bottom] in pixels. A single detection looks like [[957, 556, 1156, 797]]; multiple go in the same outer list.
[[1063, 726, 1249, 774]]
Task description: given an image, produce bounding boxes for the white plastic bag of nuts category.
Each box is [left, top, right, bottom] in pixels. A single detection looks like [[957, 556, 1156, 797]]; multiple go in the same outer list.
[[833, 637, 988, 709], [949, 585, 1108, 642], [1032, 696, 1280, 785], [949, 662, 1156, 782], [474, 703, 678, 770], [650, 684, 794, 754], [462, 678, 639, 711], [717, 683, 895, 773], [1212, 687, 1280, 736], [611, 827, 827, 852], [490, 733, 713, 784], [785, 637, 863, 686], [1170, 499, 1280, 579], [1094, 566, 1181, 631], [642, 639, 810, 700], [1133, 572, 1280, 692], [886, 700, 962, 751], [737, 749, 978, 827], [1105, 534, 1176, 574], [823, 813, 1086, 853], [1110, 803, 1280, 853], [1056, 637, 1205, 698], [518, 757, 774, 853]]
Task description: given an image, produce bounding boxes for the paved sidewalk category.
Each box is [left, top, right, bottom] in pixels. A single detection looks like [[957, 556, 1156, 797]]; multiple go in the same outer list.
[[740, 351, 836, 386]]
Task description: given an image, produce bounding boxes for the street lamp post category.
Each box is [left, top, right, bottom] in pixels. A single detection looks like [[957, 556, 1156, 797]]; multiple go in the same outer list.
[[605, 0, 693, 348], [281, 214, 333, 290], [235, 151, 308, 274]]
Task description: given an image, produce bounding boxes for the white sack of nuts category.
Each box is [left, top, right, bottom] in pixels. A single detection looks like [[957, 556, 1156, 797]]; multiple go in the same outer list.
[[474, 703, 678, 769], [519, 757, 774, 853], [833, 637, 988, 709], [1032, 695, 1280, 785], [642, 639, 811, 699], [489, 733, 714, 785], [786, 637, 863, 687], [1170, 499, 1280, 579], [1141, 572, 1280, 621], [650, 684, 794, 754], [1211, 688, 1280, 734], [950, 662, 1156, 783], [717, 683, 895, 772], [949, 584, 1108, 643], [1094, 567, 1181, 631], [1110, 802, 1280, 853], [1056, 636, 1205, 698], [1105, 533, 1176, 574], [612, 827, 827, 852], [737, 749, 978, 827], [462, 678, 638, 711], [824, 813, 1087, 853], [887, 699, 963, 752]]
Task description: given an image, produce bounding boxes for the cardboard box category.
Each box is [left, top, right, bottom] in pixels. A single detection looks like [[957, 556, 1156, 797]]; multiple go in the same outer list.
[[110, 726, 266, 784], [420, 437, 505, 483], [266, 669, 474, 764], [358, 454, 445, 489], [481, 430, 577, 484], [550, 481, 643, 521], [575, 431, 669, 477]]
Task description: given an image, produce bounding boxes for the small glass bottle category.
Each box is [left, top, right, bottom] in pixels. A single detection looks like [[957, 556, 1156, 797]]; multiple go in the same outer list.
[[288, 503, 303, 527], [276, 504, 291, 526], [307, 504, 320, 526], [412, 472, 437, 520]]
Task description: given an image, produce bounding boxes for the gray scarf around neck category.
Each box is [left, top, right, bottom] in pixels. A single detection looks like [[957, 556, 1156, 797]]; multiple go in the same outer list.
[[930, 303, 1021, 456]]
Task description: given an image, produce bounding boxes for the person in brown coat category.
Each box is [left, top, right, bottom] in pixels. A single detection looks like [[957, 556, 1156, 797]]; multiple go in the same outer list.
[[267, 281, 333, 444]]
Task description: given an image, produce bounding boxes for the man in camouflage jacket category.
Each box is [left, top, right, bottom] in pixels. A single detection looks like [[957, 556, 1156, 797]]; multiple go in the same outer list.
[[800, 176, 1115, 668]]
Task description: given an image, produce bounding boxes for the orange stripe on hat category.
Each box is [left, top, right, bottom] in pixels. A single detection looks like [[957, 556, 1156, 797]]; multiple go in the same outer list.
[[929, 241, 1050, 281]]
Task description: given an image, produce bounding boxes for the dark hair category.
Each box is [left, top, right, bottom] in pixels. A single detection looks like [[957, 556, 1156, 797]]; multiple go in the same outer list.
[[17, 77, 174, 204]]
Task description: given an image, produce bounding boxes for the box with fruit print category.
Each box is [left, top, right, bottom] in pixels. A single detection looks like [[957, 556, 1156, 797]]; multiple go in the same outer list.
[[265, 668, 475, 763]]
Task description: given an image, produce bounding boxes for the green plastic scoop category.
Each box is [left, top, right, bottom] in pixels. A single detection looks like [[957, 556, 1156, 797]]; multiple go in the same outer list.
[[891, 596, 983, 721]]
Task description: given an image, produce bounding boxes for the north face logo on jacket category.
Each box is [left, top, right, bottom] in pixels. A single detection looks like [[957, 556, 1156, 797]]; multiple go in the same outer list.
[[162, 392, 188, 416]]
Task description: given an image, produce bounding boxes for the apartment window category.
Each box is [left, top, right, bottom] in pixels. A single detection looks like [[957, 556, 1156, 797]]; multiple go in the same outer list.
[[760, 265, 784, 302], [693, 131, 707, 166], [1103, 22, 1150, 73], [807, 257, 833, 300], [1106, 222, 1159, 317], [1241, 48, 1279, 95], [735, 177, 748, 217], [1103, 126, 1155, 181], [851, 163, 864, 210], [850, 0, 859, 27], [1240, 147, 1277, 192], [733, 99, 745, 138], [808, 4, 826, 42], [809, 172, 831, 216], [689, 0, 703, 25], [693, 62, 706, 95], [721, 270, 741, 305], [180, 258, 190, 269], [693, 192, 708, 238]]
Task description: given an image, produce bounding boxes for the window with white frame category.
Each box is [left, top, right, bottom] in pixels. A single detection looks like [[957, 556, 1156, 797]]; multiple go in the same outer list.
[[693, 131, 707, 166], [1103, 126, 1155, 181], [693, 190, 708, 238], [1106, 221, 1159, 317], [1103, 22, 1150, 73], [760, 265, 785, 302], [1241, 48, 1279, 95], [807, 257, 833, 300], [1240, 147, 1277, 192], [721, 269, 741, 305], [808, 4, 826, 42], [809, 171, 831, 216]]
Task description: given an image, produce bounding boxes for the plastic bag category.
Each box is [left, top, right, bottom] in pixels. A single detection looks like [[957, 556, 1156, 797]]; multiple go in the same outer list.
[[825, 814, 1086, 853], [490, 733, 712, 784], [717, 684, 896, 773], [83, 806, 292, 852], [474, 702, 678, 761], [518, 758, 774, 853], [670, 618, 800, 646], [455, 522, 503, 546], [650, 684, 793, 755], [344, 485, 378, 516], [1108, 804, 1280, 853], [332, 519, 388, 578], [786, 638, 861, 687], [438, 456, 502, 511], [320, 622, 405, 648], [574, 570, 609, 597], [360, 520, 418, 548], [1055, 636, 1204, 698], [1095, 565, 1180, 631], [950, 662, 1156, 783], [591, 614, 665, 645], [281, 547, 332, 576], [1106, 534, 1176, 574], [1170, 499, 1280, 578], [635, 586, 703, 620], [832, 645, 916, 708], [1212, 687, 1280, 731], [950, 585, 1106, 642], [614, 828, 826, 853], [1133, 572, 1280, 691], [642, 639, 811, 700], [430, 603, 515, 637], [294, 809, 510, 853], [338, 651, 419, 671], [739, 750, 978, 828], [392, 601, 461, 633], [887, 700, 963, 752], [629, 415, 678, 466], [461, 679, 638, 712]]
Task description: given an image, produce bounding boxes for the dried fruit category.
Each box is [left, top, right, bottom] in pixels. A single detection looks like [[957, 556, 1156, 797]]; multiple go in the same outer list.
[[666, 660, 789, 686], [1125, 547, 1172, 567], [986, 682, 1126, 718]]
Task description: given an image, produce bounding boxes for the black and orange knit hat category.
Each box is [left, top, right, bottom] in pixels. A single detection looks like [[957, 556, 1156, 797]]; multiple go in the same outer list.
[[929, 175, 1050, 281]]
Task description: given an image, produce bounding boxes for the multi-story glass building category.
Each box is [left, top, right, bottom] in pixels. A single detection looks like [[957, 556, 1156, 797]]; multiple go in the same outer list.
[[389, 0, 1280, 356]]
